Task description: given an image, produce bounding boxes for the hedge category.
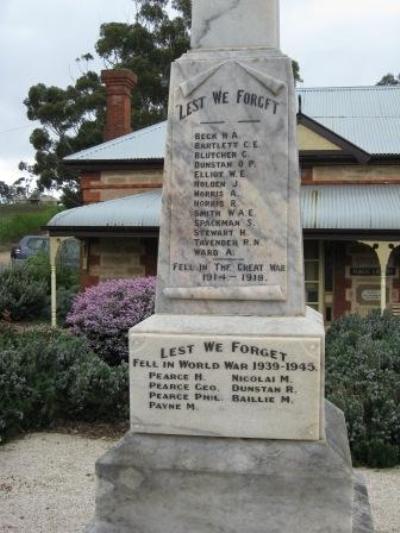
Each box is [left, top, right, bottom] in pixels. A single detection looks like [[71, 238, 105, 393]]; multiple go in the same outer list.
[[326, 311, 400, 467], [0, 324, 128, 444]]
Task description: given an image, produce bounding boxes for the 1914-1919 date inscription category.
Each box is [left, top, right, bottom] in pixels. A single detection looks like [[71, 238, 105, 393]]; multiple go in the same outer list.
[[167, 74, 289, 300]]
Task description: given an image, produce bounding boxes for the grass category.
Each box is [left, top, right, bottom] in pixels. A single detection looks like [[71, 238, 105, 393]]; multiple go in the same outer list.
[[0, 203, 61, 250]]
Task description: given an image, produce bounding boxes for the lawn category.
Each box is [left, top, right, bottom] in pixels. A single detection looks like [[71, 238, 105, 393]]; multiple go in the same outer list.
[[0, 203, 60, 251]]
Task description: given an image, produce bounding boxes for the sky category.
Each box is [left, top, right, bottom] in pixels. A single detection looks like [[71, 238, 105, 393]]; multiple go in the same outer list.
[[0, 0, 399, 186]]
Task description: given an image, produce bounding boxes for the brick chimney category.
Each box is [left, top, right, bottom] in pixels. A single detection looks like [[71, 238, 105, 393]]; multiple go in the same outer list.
[[101, 69, 137, 141]]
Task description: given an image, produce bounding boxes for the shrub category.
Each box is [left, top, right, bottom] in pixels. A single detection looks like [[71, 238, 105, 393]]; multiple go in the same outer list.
[[67, 277, 156, 364], [56, 286, 80, 326], [0, 266, 48, 321], [26, 250, 79, 291], [326, 311, 400, 467], [24, 252, 79, 325], [0, 324, 128, 443], [0, 250, 79, 324]]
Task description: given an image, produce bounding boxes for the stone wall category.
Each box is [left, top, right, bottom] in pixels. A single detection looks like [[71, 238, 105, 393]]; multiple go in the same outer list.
[[80, 237, 158, 288], [80, 163, 400, 204], [302, 164, 400, 185], [80, 167, 163, 204]]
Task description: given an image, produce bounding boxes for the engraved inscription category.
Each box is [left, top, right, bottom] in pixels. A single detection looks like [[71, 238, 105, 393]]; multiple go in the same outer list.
[[130, 335, 321, 440], [167, 61, 289, 301]]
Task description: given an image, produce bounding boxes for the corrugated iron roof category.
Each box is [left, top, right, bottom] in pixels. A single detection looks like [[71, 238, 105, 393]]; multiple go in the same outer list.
[[301, 184, 400, 230], [64, 86, 400, 163], [64, 122, 167, 162], [299, 86, 400, 118], [299, 86, 400, 155], [48, 185, 400, 232], [313, 118, 400, 155], [47, 189, 161, 228]]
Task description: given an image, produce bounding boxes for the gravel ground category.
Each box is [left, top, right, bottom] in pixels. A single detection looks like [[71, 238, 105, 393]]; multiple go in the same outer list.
[[0, 433, 112, 533], [358, 467, 400, 533], [0, 251, 10, 271], [0, 432, 399, 532]]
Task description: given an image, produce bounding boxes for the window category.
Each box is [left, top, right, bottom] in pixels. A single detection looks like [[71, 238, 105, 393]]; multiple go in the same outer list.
[[304, 240, 323, 312], [27, 238, 47, 251]]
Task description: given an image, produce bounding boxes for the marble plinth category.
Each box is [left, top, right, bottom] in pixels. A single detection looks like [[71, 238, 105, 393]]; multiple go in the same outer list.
[[156, 47, 305, 317], [129, 308, 325, 440], [191, 0, 280, 49], [86, 402, 374, 533]]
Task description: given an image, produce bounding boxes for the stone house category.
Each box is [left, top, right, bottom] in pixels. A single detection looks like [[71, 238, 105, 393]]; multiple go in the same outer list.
[[47, 70, 400, 323]]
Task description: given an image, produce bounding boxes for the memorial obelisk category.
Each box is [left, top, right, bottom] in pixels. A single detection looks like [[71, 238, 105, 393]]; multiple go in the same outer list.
[[87, 1, 374, 531]]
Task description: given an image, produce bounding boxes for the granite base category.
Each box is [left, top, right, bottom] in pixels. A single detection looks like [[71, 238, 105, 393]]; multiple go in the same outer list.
[[86, 402, 374, 533]]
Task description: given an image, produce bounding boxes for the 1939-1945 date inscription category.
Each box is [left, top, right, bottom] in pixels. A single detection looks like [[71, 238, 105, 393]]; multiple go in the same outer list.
[[132, 339, 319, 412]]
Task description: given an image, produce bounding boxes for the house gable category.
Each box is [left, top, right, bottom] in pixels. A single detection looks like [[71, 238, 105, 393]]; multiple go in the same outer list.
[[298, 113, 370, 164], [298, 123, 342, 152]]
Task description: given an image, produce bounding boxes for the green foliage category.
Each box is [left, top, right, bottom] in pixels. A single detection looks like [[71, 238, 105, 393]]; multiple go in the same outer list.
[[326, 311, 400, 467], [0, 176, 37, 205], [53, 286, 81, 327], [0, 267, 48, 321], [96, 1, 191, 129], [376, 73, 400, 86], [0, 242, 79, 324], [24, 251, 52, 285], [25, 251, 79, 292], [0, 181, 12, 203], [22, 1, 189, 196], [25, 251, 80, 325], [0, 204, 60, 247], [0, 325, 129, 444], [292, 60, 303, 84], [172, 0, 191, 26], [22, 71, 105, 202], [24, 0, 302, 197]]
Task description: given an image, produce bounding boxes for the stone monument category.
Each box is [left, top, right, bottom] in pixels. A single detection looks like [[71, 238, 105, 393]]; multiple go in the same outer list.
[[87, 1, 374, 531]]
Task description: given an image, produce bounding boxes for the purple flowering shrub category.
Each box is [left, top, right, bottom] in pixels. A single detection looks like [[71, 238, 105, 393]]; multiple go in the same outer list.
[[67, 277, 156, 364]]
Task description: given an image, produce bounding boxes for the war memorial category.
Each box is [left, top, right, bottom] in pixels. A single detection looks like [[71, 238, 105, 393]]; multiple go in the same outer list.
[[87, 1, 374, 531]]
